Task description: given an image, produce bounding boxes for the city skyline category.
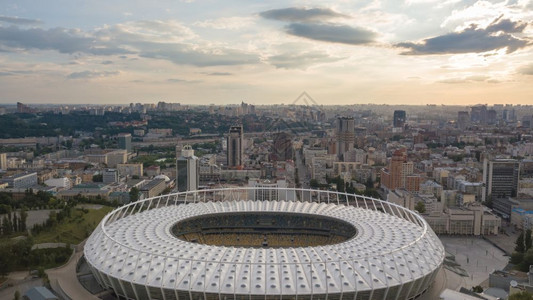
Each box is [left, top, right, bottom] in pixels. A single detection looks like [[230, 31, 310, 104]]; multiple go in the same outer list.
[[0, 0, 532, 105]]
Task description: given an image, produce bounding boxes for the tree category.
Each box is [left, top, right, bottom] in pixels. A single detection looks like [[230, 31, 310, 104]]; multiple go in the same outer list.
[[310, 179, 319, 189], [526, 229, 532, 251], [516, 231, 526, 253], [509, 291, 533, 300], [19, 208, 27, 232], [92, 174, 103, 182], [472, 285, 483, 293], [129, 187, 140, 203], [414, 201, 426, 214], [13, 290, 20, 300]]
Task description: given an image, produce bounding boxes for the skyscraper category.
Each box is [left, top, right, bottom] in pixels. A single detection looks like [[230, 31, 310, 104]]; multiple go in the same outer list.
[[482, 158, 520, 202], [176, 145, 199, 192], [393, 110, 406, 128], [457, 111, 470, 130], [118, 133, 132, 152], [272, 132, 293, 161], [335, 117, 355, 160], [227, 125, 244, 168]]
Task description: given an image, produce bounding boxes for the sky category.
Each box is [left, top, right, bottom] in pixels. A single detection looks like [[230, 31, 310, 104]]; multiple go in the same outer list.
[[0, 0, 532, 106]]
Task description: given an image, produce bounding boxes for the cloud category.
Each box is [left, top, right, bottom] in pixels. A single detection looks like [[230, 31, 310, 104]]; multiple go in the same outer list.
[[267, 50, 343, 69], [101, 60, 113, 65], [0, 16, 42, 25], [396, 17, 530, 55], [437, 75, 492, 84], [67, 70, 120, 79], [206, 72, 232, 76], [0, 20, 260, 67], [138, 45, 259, 66], [0, 26, 132, 55], [285, 23, 377, 45], [167, 78, 188, 83], [194, 17, 254, 30], [260, 7, 348, 22], [518, 63, 533, 75]]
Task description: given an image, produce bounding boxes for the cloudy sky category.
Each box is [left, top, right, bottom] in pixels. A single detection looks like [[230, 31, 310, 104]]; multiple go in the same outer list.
[[0, 0, 532, 105]]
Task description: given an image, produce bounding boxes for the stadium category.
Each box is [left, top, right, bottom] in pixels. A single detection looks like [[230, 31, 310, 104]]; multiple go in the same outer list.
[[84, 187, 445, 300]]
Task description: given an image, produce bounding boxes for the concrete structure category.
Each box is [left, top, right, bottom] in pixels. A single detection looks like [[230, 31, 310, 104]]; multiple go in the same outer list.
[[118, 133, 132, 152], [0, 152, 6, 170], [176, 145, 199, 192], [139, 178, 166, 198], [424, 203, 501, 235], [483, 158, 520, 203], [381, 149, 423, 192], [102, 169, 118, 184], [227, 125, 244, 168], [0, 172, 38, 188], [44, 177, 72, 189], [272, 132, 293, 161], [117, 163, 143, 178], [24, 286, 58, 300], [335, 117, 355, 160], [85, 188, 445, 300], [247, 179, 295, 201], [393, 110, 406, 128]]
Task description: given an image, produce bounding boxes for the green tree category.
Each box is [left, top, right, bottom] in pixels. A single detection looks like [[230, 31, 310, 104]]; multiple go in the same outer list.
[[92, 174, 103, 182], [414, 201, 426, 214], [129, 187, 140, 203], [509, 291, 533, 300], [472, 285, 483, 293], [516, 231, 526, 253], [13, 290, 20, 300], [19, 208, 27, 232], [511, 252, 524, 264], [310, 179, 319, 189], [526, 229, 532, 251]]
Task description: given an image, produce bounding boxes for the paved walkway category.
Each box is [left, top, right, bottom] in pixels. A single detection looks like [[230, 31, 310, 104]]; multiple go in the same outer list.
[[46, 243, 100, 300]]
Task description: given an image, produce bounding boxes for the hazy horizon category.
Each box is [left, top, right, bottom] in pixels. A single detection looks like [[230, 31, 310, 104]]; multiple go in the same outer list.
[[0, 0, 532, 105]]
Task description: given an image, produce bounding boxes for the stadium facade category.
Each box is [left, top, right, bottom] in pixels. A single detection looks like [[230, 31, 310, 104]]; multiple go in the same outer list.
[[84, 187, 445, 300]]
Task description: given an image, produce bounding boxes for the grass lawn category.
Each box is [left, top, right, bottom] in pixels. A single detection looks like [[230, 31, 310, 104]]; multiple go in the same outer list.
[[33, 205, 113, 245]]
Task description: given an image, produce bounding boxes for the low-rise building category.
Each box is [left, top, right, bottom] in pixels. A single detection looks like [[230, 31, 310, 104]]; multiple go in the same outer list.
[[139, 178, 166, 198]]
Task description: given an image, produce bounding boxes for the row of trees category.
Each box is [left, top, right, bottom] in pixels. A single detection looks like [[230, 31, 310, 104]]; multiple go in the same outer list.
[[0, 209, 27, 236], [511, 229, 533, 272]]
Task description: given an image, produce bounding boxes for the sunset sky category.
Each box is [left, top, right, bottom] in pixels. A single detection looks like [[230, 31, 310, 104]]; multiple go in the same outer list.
[[0, 0, 532, 105]]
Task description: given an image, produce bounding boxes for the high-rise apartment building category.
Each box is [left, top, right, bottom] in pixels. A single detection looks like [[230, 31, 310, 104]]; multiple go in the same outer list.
[[335, 117, 355, 160], [393, 110, 406, 128], [482, 158, 520, 202], [118, 133, 132, 152], [272, 132, 293, 161], [176, 145, 199, 192], [457, 111, 470, 130], [380, 149, 422, 192], [227, 125, 244, 168]]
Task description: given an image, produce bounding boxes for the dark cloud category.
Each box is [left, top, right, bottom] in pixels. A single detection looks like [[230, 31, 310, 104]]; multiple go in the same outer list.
[[0, 23, 260, 67], [260, 7, 348, 22], [167, 78, 187, 83], [397, 18, 530, 55], [519, 64, 533, 75], [67, 71, 119, 79], [285, 23, 376, 45], [267, 51, 343, 69], [0, 16, 42, 25], [0, 26, 132, 55], [101, 60, 113, 65]]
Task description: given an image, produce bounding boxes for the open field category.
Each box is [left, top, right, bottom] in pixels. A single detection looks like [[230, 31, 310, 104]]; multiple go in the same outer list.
[[33, 205, 112, 245]]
